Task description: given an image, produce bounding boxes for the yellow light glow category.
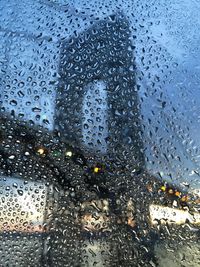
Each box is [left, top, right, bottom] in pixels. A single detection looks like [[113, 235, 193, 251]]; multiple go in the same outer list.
[[37, 147, 45, 155], [181, 195, 189, 202], [94, 167, 100, 173], [65, 151, 73, 157], [168, 189, 174, 194], [160, 186, 166, 192]]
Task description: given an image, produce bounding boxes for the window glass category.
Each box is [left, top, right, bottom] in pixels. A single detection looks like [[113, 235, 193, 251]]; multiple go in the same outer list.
[[0, 1, 200, 266]]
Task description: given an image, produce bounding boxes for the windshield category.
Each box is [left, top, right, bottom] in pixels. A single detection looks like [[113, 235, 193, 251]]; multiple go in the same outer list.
[[0, 1, 200, 266]]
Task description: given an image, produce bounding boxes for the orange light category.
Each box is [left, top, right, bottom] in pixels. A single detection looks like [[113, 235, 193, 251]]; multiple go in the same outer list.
[[181, 195, 189, 202], [127, 217, 135, 228], [175, 191, 181, 197]]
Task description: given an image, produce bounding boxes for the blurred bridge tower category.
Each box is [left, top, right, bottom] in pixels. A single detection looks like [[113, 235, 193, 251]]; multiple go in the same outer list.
[[55, 13, 144, 169], [53, 13, 145, 267]]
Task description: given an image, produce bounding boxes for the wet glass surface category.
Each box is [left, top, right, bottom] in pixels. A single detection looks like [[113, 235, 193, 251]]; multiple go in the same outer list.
[[0, 0, 200, 266]]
